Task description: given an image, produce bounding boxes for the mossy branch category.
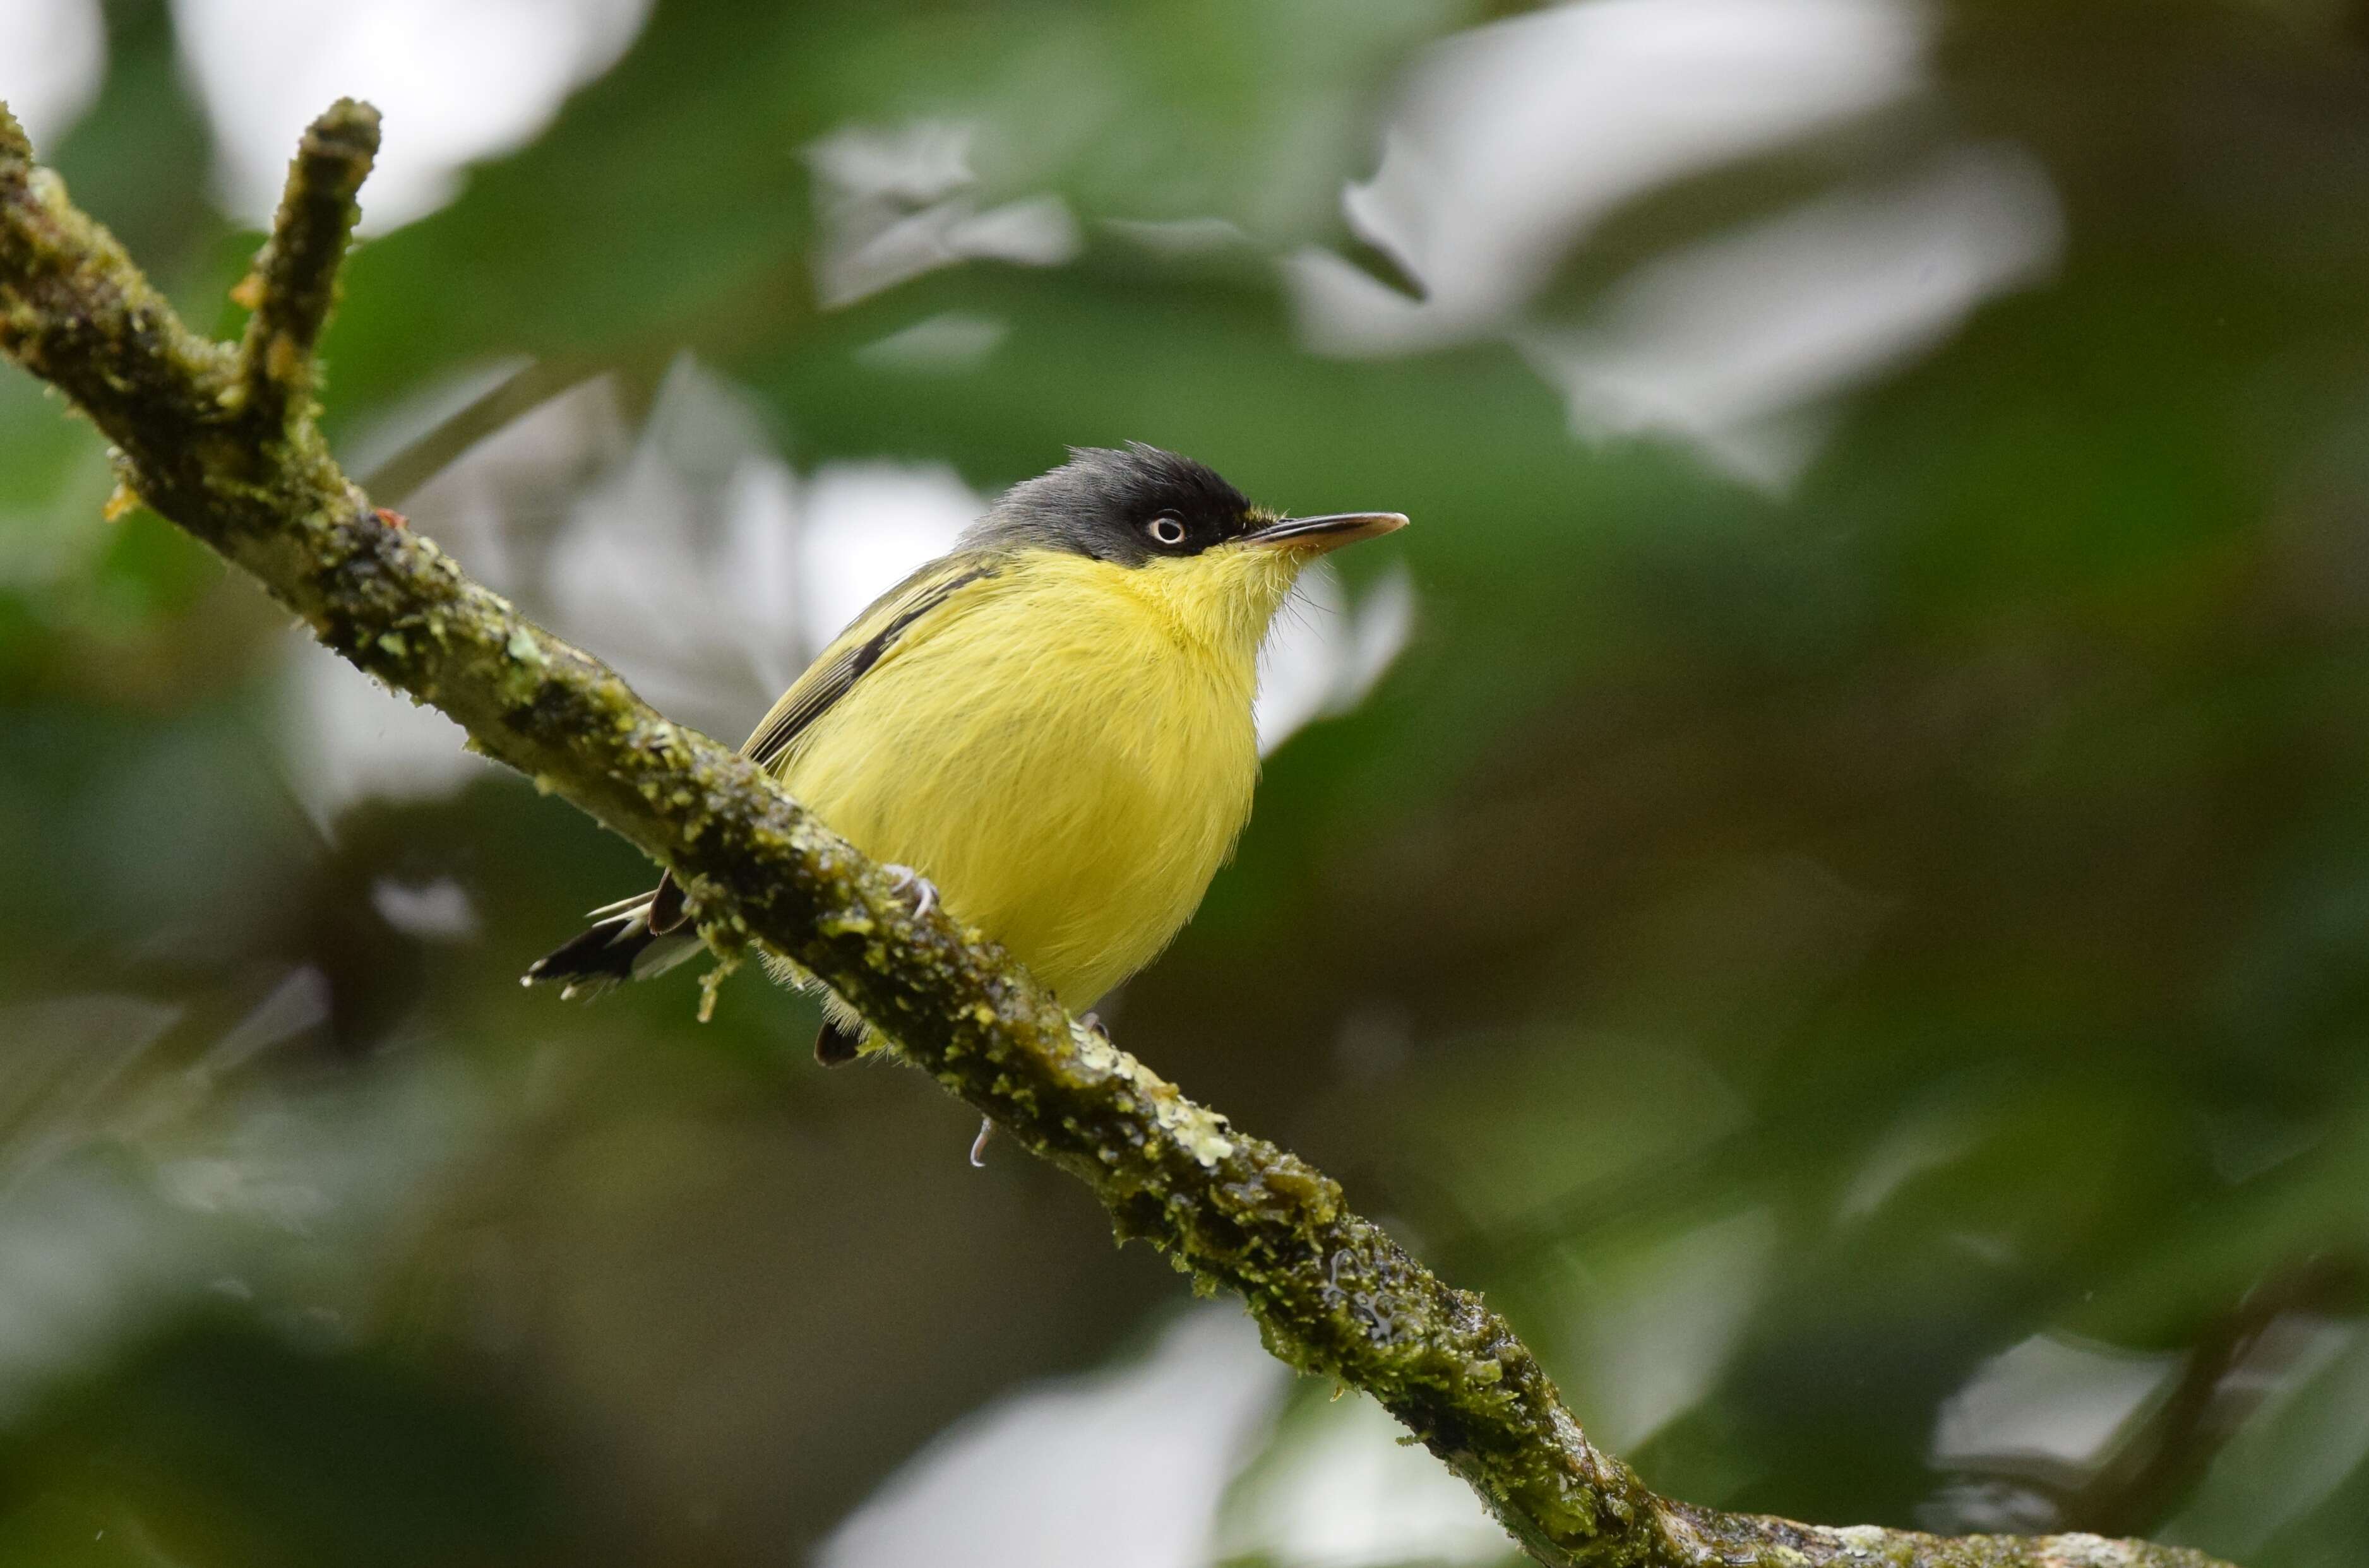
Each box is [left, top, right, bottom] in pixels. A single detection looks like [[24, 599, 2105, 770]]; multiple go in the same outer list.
[[0, 100, 2236, 1568]]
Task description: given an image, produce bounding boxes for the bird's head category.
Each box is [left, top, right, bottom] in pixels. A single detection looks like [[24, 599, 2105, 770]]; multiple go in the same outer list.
[[967, 443, 1407, 649]]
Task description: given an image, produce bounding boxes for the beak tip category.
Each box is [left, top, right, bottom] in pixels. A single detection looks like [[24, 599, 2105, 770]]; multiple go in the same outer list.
[[1248, 509, 1411, 554]]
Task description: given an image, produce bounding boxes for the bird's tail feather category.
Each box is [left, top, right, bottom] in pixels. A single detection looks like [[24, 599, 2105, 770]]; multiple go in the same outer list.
[[522, 889, 703, 999]]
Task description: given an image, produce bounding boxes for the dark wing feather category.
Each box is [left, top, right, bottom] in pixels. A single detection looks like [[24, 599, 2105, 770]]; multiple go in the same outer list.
[[742, 554, 1001, 768], [641, 552, 1000, 936]]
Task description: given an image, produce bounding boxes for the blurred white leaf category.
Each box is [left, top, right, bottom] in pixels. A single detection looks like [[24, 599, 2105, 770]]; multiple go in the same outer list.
[[821, 1307, 1286, 1568], [1931, 1332, 2184, 1480], [371, 877, 482, 942], [1216, 1380, 1508, 1568], [1289, 0, 1931, 353], [1258, 561, 1419, 755], [347, 360, 629, 590], [1287, 0, 2063, 490], [282, 644, 491, 831], [794, 461, 979, 656], [550, 361, 981, 734], [1522, 145, 2063, 489], [173, 0, 652, 230], [809, 119, 1080, 307], [0, 0, 105, 147]]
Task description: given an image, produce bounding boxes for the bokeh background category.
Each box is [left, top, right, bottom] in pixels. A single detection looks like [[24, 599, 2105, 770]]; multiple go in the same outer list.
[[3, 1, 2368, 1564]]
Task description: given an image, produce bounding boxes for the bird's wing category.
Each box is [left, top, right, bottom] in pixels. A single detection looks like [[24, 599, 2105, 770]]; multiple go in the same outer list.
[[740, 551, 1002, 768], [643, 550, 1001, 935]]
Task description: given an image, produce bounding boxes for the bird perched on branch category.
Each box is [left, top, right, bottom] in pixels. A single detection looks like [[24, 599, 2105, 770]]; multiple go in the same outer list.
[[525, 444, 1407, 1067]]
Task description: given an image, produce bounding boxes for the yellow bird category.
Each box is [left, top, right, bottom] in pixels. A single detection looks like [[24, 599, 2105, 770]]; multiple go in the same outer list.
[[525, 444, 1407, 1065]]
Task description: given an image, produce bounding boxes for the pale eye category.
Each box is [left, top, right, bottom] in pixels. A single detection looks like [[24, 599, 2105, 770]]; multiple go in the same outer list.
[[1147, 514, 1187, 547]]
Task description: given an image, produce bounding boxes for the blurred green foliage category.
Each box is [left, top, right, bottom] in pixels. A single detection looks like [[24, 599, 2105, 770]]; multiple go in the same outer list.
[[4, 0, 2369, 1564]]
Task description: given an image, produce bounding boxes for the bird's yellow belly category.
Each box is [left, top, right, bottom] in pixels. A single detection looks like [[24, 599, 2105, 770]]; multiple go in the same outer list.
[[774, 561, 1260, 1009]]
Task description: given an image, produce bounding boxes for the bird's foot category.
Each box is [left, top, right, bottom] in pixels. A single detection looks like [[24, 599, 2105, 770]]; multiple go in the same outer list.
[[883, 864, 938, 920], [1080, 1011, 1113, 1043], [969, 1115, 993, 1168]]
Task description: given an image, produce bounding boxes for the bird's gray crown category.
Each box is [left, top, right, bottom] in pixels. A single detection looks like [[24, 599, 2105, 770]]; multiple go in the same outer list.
[[964, 443, 1256, 566]]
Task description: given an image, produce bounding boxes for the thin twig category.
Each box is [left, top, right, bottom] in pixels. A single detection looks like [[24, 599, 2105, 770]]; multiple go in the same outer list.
[[0, 98, 2237, 1568], [236, 98, 379, 436], [359, 353, 609, 506], [2063, 1252, 2367, 1536]]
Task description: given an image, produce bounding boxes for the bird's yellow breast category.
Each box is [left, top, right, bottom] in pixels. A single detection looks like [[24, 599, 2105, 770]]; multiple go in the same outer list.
[[773, 544, 1292, 1009]]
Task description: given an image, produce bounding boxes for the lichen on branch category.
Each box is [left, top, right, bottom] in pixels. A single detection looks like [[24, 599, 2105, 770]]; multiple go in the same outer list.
[[0, 98, 2236, 1568]]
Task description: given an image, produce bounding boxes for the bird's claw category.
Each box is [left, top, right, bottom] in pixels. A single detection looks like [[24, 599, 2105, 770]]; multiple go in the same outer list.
[[969, 1115, 993, 1168], [884, 864, 938, 920], [1080, 1011, 1113, 1043]]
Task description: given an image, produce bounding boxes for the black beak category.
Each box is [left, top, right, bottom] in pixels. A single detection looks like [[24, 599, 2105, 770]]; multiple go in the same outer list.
[[1241, 511, 1410, 554]]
